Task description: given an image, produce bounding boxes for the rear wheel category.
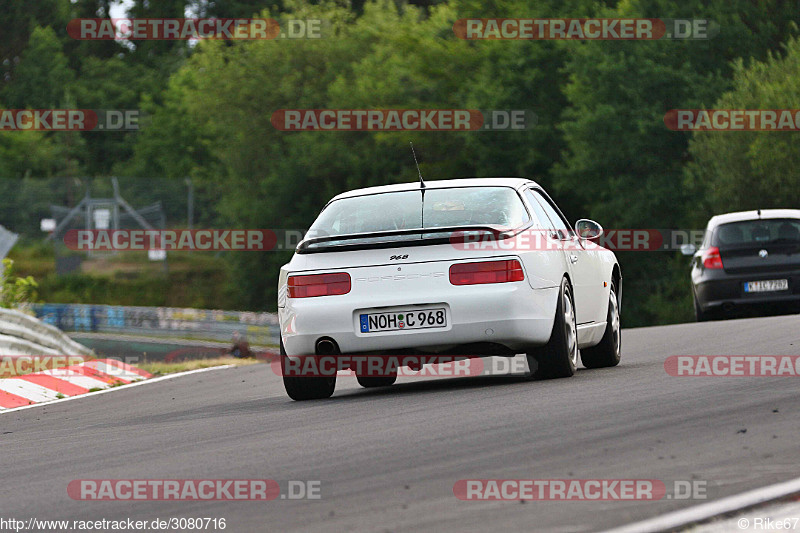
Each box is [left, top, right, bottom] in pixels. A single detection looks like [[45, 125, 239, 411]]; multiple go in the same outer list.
[[357, 375, 397, 388], [527, 277, 578, 380], [580, 282, 621, 368], [281, 339, 336, 401]]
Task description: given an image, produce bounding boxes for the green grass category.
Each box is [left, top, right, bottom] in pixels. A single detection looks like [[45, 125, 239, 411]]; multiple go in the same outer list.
[[9, 240, 237, 308], [138, 356, 260, 376]]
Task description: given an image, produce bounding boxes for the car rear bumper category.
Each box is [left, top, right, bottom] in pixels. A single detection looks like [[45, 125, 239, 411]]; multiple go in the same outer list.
[[694, 270, 800, 310], [279, 283, 559, 356]]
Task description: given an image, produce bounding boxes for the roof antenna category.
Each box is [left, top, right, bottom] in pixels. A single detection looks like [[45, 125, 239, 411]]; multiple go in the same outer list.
[[411, 142, 426, 229], [410, 142, 425, 189]]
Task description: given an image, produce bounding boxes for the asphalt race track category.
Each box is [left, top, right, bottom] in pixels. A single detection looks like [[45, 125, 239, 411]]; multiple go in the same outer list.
[[1, 314, 799, 532]]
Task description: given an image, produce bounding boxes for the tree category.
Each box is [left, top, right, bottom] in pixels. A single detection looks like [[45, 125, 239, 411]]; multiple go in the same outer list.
[[65, 0, 130, 63], [188, 0, 284, 17], [2, 26, 75, 109], [0, 0, 70, 73], [686, 36, 800, 219], [553, 0, 800, 325], [126, 0, 190, 70]]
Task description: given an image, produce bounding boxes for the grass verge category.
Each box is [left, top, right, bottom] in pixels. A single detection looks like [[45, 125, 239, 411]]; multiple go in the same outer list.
[[138, 357, 261, 376]]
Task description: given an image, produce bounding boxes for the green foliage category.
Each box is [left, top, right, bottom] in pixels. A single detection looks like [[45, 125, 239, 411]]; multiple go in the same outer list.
[[188, 0, 286, 17], [0, 258, 39, 309], [2, 26, 75, 109], [555, 0, 798, 227], [9, 243, 234, 308], [553, 0, 799, 325], [71, 56, 161, 176], [36, 269, 231, 308], [0, 0, 70, 66], [686, 35, 800, 220]]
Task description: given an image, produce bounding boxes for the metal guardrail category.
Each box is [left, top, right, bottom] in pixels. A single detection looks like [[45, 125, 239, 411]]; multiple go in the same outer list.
[[0, 308, 93, 356], [31, 304, 280, 347], [0, 224, 18, 260]]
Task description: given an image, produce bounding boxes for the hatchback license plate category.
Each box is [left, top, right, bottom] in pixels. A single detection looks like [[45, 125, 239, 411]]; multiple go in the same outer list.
[[359, 308, 447, 333], [744, 279, 789, 293]]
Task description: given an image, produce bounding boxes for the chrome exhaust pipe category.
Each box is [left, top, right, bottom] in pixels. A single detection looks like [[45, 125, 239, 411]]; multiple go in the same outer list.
[[315, 338, 339, 356]]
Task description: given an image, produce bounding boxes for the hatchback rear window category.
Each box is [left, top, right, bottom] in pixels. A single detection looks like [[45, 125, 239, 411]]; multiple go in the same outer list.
[[712, 218, 800, 247], [308, 187, 529, 238]]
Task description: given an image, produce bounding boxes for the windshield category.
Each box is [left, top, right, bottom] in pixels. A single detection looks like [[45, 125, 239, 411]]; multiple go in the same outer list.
[[711, 218, 800, 248], [306, 187, 529, 242]]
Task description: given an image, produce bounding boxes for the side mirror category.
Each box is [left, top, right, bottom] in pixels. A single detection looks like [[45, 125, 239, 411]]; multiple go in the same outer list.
[[680, 243, 697, 256], [574, 219, 603, 240]]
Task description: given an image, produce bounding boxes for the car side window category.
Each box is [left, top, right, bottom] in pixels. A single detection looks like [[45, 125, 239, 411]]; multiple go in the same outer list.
[[528, 189, 572, 239], [523, 189, 555, 229]]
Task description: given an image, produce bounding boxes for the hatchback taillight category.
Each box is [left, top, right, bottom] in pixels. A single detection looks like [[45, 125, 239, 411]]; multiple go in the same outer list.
[[288, 272, 351, 298], [449, 260, 525, 285], [701, 247, 723, 269]]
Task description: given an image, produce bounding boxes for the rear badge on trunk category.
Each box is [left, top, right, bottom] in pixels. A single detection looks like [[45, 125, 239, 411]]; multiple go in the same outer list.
[[759, 249, 768, 258]]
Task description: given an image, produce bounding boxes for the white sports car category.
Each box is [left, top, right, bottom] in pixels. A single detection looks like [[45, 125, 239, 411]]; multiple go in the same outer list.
[[277, 177, 621, 400]]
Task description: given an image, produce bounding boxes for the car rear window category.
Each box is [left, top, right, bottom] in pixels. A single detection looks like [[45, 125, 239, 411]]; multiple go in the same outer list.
[[307, 187, 529, 239], [711, 218, 800, 247]]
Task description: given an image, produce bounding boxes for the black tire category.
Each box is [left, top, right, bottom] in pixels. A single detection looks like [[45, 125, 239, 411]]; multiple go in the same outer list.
[[526, 277, 578, 380], [580, 282, 621, 369], [281, 339, 336, 401], [356, 375, 397, 388]]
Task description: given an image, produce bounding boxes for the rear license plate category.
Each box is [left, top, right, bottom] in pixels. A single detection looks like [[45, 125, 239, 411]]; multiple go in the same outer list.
[[744, 279, 789, 293], [359, 308, 447, 333]]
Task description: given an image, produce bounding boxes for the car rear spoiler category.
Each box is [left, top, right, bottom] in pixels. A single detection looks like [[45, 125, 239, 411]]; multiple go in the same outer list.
[[296, 225, 522, 254]]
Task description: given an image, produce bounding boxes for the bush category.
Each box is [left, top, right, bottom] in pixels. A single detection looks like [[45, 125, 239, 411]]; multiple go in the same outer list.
[[0, 258, 39, 309]]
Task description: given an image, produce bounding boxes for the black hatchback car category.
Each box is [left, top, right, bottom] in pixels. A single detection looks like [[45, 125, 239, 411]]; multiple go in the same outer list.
[[683, 209, 800, 321]]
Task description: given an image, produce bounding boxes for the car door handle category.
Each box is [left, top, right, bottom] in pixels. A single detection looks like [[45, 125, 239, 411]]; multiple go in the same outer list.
[[569, 254, 578, 263]]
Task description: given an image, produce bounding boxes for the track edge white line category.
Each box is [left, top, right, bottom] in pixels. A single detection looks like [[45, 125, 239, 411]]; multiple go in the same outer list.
[[603, 476, 800, 533]]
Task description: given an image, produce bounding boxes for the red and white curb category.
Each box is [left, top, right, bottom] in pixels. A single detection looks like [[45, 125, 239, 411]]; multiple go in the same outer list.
[[0, 358, 152, 410]]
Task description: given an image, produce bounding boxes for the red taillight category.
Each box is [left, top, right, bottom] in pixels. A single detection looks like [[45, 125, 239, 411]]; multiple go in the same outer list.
[[449, 260, 525, 285], [701, 246, 724, 269], [288, 272, 351, 298]]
